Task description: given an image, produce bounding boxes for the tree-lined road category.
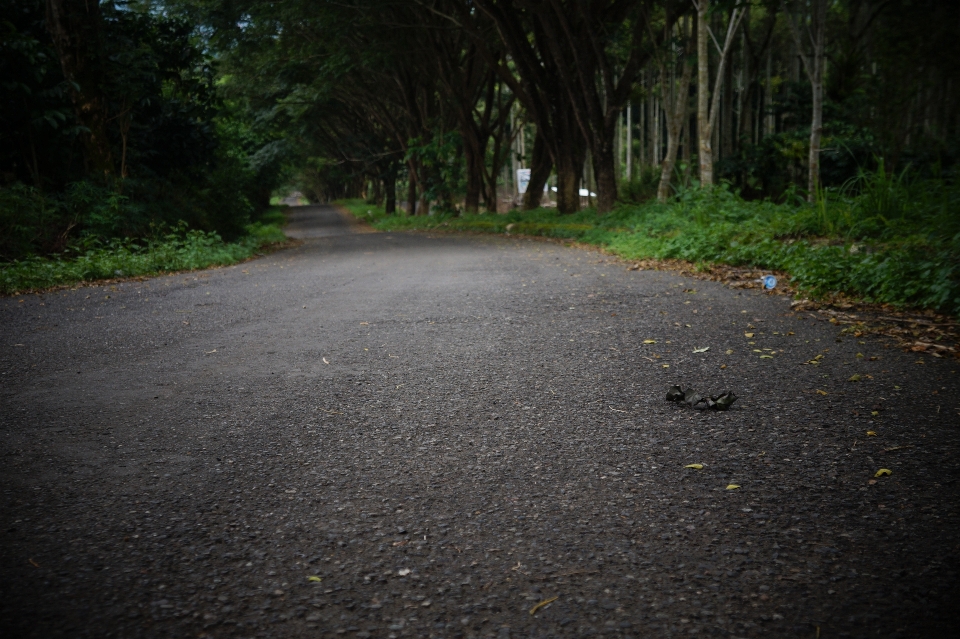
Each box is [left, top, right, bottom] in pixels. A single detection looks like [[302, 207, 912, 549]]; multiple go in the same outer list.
[[2, 206, 958, 638]]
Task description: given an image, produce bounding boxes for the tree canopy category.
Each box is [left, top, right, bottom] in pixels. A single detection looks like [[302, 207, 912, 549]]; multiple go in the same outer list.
[[1, 0, 958, 260]]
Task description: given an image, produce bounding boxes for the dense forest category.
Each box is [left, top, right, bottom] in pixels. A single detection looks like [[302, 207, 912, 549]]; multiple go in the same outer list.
[[1, 1, 958, 309], [189, 0, 958, 216]]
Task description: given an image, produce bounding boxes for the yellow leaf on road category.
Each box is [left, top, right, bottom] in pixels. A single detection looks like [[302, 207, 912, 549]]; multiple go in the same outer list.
[[816, 390, 828, 395], [744, 332, 754, 338], [874, 468, 892, 477], [307, 576, 322, 583], [726, 484, 741, 490], [529, 596, 559, 615], [685, 464, 704, 469], [643, 339, 656, 344], [866, 431, 877, 436]]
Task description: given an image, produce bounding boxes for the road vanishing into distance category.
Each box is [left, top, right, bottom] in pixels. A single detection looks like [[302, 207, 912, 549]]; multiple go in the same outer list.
[[2, 205, 959, 638]]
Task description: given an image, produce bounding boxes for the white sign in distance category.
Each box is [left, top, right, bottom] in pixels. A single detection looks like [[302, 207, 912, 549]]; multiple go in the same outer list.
[[516, 168, 531, 194]]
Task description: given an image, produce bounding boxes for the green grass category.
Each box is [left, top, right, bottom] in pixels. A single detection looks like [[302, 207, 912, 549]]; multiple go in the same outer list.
[[338, 174, 960, 315], [0, 213, 288, 295]]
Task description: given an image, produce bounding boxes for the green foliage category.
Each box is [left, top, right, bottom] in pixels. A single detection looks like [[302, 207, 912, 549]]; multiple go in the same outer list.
[[338, 164, 960, 315], [619, 166, 661, 203], [406, 131, 465, 213], [0, 216, 287, 294]]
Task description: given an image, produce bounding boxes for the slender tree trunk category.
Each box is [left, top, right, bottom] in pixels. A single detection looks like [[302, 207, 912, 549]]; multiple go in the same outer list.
[[406, 161, 417, 215], [658, 17, 694, 201], [697, 0, 744, 188], [785, 0, 826, 200], [523, 129, 551, 209], [657, 69, 693, 200], [45, 0, 114, 179], [626, 102, 632, 179], [384, 162, 397, 214], [721, 52, 734, 159], [697, 0, 713, 187]]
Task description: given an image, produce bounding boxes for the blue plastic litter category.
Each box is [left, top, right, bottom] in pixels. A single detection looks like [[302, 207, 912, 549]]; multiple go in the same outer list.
[[762, 275, 777, 289]]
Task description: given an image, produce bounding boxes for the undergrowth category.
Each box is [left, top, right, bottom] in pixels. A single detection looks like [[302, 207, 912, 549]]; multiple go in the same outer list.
[[0, 209, 288, 294], [339, 167, 960, 315]]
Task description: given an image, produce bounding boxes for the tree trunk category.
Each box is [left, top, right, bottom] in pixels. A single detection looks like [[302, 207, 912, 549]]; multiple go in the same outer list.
[[808, 75, 823, 198], [384, 162, 397, 214], [785, 0, 827, 200], [658, 16, 694, 202], [45, 0, 114, 179], [657, 104, 687, 202], [406, 161, 417, 215], [462, 131, 483, 214], [593, 139, 618, 213], [523, 129, 551, 209], [555, 150, 581, 214], [697, 0, 713, 187], [626, 102, 632, 180], [697, 0, 743, 188], [721, 51, 734, 160]]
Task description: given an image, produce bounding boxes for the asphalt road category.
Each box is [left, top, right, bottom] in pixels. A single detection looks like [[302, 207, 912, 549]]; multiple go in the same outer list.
[[2, 205, 959, 639]]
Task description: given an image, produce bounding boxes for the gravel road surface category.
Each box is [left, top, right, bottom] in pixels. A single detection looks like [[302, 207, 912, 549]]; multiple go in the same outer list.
[[2, 205, 959, 639]]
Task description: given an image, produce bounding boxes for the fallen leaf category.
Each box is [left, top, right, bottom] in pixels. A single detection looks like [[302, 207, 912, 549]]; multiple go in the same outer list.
[[643, 339, 657, 344], [685, 464, 704, 470], [204, 349, 217, 354], [662, 364, 669, 368], [529, 596, 559, 616], [720, 364, 727, 369], [816, 390, 828, 395], [693, 346, 710, 353], [726, 484, 741, 490], [725, 349, 734, 355], [760, 355, 773, 359], [856, 352, 864, 358], [874, 468, 892, 477], [871, 411, 879, 417], [322, 357, 330, 364], [307, 576, 322, 583], [397, 568, 411, 576], [848, 374, 862, 382], [866, 431, 877, 436]]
